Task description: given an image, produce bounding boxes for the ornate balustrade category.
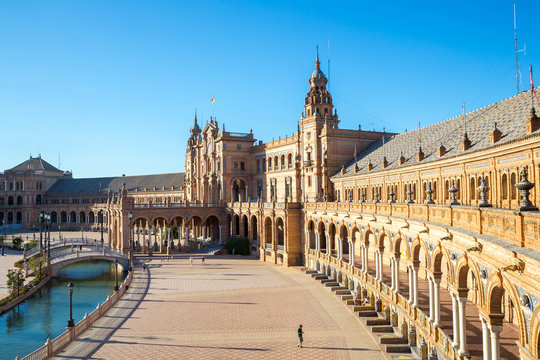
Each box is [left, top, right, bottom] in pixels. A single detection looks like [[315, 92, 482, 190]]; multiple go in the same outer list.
[[307, 201, 540, 251]]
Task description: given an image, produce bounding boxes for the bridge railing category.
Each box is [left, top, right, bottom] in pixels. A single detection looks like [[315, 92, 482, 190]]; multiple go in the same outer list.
[[20, 270, 133, 360], [26, 238, 104, 259]]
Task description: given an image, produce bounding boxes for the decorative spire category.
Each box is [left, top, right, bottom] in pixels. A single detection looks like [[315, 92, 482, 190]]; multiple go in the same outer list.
[[315, 45, 320, 70]]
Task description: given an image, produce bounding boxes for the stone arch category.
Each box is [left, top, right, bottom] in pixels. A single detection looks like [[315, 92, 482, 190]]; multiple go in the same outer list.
[[317, 221, 327, 252], [307, 220, 316, 249], [454, 254, 484, 305], [250, 215, 258, 243], [339, 223, 349, 258], [241, 214, 249, 238], [264, 216, 272, 248], [392, 232, 408, 258], [328, 222, 337, 257], [431, 245, 454, 284], [363, 226, 375, 246], [276, 217, 285, 247], [410, 237, 431, 269]]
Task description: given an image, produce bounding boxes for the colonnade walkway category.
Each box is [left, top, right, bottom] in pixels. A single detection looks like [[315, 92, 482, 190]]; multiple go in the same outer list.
[[53, 255, 387, 360]]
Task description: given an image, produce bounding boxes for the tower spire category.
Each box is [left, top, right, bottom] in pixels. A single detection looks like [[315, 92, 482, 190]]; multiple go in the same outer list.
[[315, 46, 320, 70]]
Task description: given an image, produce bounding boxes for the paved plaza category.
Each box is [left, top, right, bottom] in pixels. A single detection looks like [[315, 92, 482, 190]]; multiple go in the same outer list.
[[54, 255, 387, 360]]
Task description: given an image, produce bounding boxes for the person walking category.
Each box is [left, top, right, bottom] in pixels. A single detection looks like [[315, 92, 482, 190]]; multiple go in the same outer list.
[[189, 256, 193, 266], [297, 324, 303, 348], [201, 255, 205, 264]]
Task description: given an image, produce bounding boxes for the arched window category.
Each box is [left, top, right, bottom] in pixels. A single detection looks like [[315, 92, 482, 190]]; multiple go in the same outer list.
[[262, 157, 266, 172], [510, 172, 517, 199], [36, 195, 42, 205], [274, 156, 278, 170], [287, 153, 293, 168], [16, 196, 22, 205], [8, 196, 13, 205], [256, 159, 260, 173], [268, 157, 272, 170], [280, 155, 285, 170], [501, 173, 508, 199]]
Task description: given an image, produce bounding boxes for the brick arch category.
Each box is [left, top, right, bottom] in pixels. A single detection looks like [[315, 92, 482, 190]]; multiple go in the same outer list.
[[377, 228, 391, 252], [350, 224, 361, 242], [151, 216, 169, 227], [454, 254, 484, 305], [132, 216, 151, 227], [363, 225, 375, 246], [392, 232, 409, 258], [485, 271, 528, 346], [410, 236, 431, 269], [339, 223, 348, 238], [529, 306, 540, 357], [431, 244, 454, 284], [203, 214, 223, 225]]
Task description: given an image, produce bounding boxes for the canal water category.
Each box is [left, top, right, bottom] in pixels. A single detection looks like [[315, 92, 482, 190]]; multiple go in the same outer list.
[[0, 260, 127, 360]]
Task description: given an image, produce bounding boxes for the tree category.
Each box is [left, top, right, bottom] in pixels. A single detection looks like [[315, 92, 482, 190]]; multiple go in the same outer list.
[[7, 269, 25, 296], [28, 256, 46, 282], [11, 237, 23, 251]]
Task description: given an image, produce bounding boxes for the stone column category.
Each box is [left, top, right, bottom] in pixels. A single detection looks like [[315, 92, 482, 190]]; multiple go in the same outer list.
[[374, 251, 380, 280], [394, 257, 400, 293], [433, 278, 441, 326], [245, 186, 248, 202], [349, 241, 354, 266], [338, 237, 343, 260], [315, 232, 320, 252], [326, 234, 330, 255], [359, 245, 364, 271], [451, 292, 460, 349], [428, 277, 434, 322], [167, 228, 171, 255], [412, 266, 419, 307], [142, 229, 147, 254], [489, 325, 502, 360], [177, 226, 181, 250], [218, 225, 223, 244], [202, 225, 206, 243], [363, 245, 369, 274], [390, 259, 395, 290], [230, 187, 233, 202], [457, 296, 468, 357], [185, 226, 189, 243], [480, 317, 491, 360], [379, 252, 383, 281]]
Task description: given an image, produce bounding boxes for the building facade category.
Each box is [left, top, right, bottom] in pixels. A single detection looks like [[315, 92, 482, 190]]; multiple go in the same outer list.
[[2, 53, 540, 359]]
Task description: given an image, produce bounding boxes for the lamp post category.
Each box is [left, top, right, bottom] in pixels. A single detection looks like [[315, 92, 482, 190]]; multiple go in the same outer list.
[[1, 219, 5, 256], [67, 281, 74, 327], [114, 259, 119, 291], [59, 225, 62, 242], [45, 213, 51, 258], [100, 210, 104, 248], [39, 212, 44, 256], [128, 212, 133, 272]]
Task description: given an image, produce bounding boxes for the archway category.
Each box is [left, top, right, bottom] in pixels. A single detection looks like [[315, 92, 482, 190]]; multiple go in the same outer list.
[[328, 223, 336, 257], [276, 218, 284, 249], [339, 224, 348, 262], [318, 222, 326, 253], [264, 217, 272, 249], [307, 221, 316, 250], [242, 215, 248, 238]]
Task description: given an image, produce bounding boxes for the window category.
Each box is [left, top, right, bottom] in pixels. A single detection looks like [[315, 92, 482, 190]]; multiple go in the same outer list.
[[237, 144, 241, 150], [501, 174, 508, 199], [240, 162, 245, 171], [280, 155, 285, 170], [288, 153, 293, 168], [268, 158, 272, 170], [256, 159, 260, 173], [308, 176, 312, 187], [233, 161, 238, 170]]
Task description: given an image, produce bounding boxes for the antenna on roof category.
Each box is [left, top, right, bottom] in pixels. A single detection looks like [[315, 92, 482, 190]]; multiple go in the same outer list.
[[58, 153, 61, 169], [514, 1, 526, 94], [327, 39, 330, 91]]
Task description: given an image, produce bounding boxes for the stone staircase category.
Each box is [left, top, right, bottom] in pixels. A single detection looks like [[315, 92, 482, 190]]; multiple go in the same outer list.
[[304, 269, 416, 359]]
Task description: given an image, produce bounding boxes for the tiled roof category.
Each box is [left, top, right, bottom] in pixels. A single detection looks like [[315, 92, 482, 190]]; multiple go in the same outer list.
[[46, 173, 185, 195], [334, 88, 540, 178], [9, 156, 63, 173]]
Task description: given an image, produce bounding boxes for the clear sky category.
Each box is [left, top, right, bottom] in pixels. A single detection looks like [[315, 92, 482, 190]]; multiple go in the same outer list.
[[1, 1, 539, 178]]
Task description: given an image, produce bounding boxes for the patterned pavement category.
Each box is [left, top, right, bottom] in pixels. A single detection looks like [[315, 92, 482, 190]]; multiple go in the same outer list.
[[54, 255, 387, 360]]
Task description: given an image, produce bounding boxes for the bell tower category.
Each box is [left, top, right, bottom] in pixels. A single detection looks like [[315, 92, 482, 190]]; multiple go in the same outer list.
[[302, 47, 338, 127]]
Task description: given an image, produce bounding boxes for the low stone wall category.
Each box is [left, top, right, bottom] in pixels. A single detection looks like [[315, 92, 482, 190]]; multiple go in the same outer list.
[[19, 271, 133, 360], [0, 276, 51, 315]]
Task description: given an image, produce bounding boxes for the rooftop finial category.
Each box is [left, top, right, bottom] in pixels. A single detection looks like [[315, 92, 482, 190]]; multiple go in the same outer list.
[[194, 109, 198, 124], [315, 45, 320, 70]]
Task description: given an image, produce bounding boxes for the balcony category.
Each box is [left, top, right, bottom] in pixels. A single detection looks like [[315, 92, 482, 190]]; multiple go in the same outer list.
[[303, 160, 313, 167]]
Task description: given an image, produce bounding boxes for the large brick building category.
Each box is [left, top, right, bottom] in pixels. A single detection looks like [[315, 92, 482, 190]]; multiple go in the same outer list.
[[2, 52, 540, 359]]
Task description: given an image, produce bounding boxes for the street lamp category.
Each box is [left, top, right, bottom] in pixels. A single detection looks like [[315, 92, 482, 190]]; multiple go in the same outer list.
[[39, 212, 44, 256], [128, 212, 133, 272], [46, 212, 51, 258], [1, 219, 5, 256], [100, 210, 104, 247], [114, 259, 119, 291], [67, 281, 74, 327]]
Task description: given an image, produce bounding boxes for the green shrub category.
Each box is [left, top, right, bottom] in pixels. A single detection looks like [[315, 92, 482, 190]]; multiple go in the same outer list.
[[11, 237, 23, 250], [223, 237, 250, 255], [27, 240, 38, 250]]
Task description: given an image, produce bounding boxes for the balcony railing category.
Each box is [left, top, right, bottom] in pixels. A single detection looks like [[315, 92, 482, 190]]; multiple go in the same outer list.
[[265, 243, 272, 250], [277, 245, 285, 252]]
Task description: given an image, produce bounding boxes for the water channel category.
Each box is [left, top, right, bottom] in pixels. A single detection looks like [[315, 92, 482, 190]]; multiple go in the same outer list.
[[1, 260, 127, 360]]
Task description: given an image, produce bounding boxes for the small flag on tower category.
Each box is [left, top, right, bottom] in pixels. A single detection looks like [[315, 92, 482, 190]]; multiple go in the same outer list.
[[211, 97, 215, 105]]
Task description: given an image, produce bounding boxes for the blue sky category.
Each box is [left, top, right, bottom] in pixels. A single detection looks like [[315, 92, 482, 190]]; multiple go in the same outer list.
[[1, 1, 539, 178]]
